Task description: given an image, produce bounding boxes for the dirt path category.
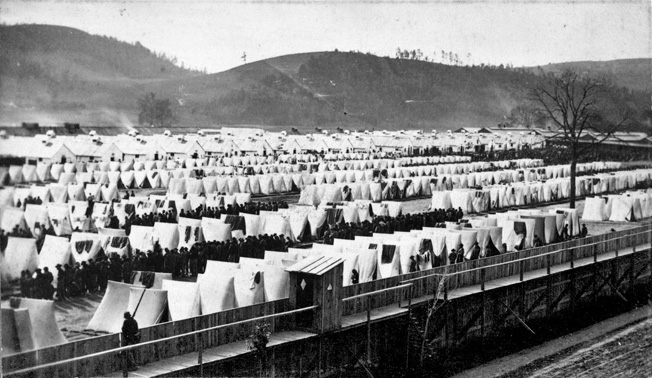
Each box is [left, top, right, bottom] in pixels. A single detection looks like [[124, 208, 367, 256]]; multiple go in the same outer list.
[[452, 305, 652, 378]]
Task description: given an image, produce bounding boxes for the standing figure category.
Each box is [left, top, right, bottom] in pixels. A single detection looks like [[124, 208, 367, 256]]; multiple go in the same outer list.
[[121, 311, 140, 372]]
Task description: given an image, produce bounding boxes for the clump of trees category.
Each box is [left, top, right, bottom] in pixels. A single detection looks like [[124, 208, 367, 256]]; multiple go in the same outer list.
[[137, 92, 175, 127]]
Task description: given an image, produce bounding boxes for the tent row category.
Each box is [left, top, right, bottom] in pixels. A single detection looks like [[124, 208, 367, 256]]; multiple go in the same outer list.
[[2, 154, 475, 182], [287, 222, 501, 285], [583, 189, 652, 222], [0, 180, 252, 210], [0, 156, 539, 187], [431, 169, 652, 214], [0, 192, 256, 241], [0, 232, 128, 286], [86, 256, 295, 333], [284, 207, 579, 286], [296, 163, 633, 206]]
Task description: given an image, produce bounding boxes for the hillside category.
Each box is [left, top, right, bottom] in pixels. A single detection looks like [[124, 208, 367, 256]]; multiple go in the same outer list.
[[0, 24, 198, 126], [0, 24, 649, 130], [531, 59, 651, 93], [158, 52, 649, 130]]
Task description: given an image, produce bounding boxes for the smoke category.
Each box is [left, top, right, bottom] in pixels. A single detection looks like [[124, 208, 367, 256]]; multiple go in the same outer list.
[[92, 108, 136, 130], [0, 109, 65, 127], [489, 83, 519, 116], [0, 106, 138, 132]]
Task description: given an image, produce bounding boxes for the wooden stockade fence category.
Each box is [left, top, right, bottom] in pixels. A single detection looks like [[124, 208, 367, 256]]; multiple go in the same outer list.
[[2, 298, 292, 377], [342, 222, 652, 316], [2, 333, 121, 377], [3, 305, 318, 378], [4, 222, 652, 377]]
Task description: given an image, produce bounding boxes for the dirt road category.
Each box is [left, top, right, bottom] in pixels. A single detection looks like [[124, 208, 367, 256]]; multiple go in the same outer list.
[[452, 305, 652, 378]]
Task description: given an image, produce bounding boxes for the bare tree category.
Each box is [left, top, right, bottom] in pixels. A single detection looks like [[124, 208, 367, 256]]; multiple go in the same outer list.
[[531, 69, 630, 208], [420, 269, 450, 367]]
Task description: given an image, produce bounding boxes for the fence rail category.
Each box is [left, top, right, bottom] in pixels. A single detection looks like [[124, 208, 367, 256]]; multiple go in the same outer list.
[[342, 223, 652, 315], [5, 223, 652, 376], [402, 228, 652, 298], [3, 305, 318, 378]]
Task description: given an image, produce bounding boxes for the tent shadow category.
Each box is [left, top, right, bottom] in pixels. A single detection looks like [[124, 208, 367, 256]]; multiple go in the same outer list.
[[54, 301, 74, 310]]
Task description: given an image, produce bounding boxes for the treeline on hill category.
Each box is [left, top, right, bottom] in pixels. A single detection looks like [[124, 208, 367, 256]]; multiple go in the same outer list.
[[198, 51, 650, 130]]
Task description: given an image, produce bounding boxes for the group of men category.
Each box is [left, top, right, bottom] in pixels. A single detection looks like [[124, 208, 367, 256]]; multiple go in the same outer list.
[[14, 194, 44, 209], [127, 232, 295, 278], [322, 208, 465, 245], [18, 267, 54, 299], [180, 200, 290, 219]]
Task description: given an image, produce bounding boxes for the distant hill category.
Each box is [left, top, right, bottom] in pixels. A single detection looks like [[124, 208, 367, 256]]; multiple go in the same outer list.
[[531, 59, 651, 93], [0, 24, 199, 126], [158, 52, 649, 130], [0, 24, 649, 131]]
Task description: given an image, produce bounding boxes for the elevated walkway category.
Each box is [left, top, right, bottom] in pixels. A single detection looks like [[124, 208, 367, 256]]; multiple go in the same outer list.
[[6, 226, 652, 378], [439, 242, 646, 301], [84, 239, 652, 377], [106, 331, 316, 378]]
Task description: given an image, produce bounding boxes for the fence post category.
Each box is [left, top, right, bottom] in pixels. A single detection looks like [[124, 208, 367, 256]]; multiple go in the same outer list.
[[519, 259, 524, 282], [546, 254, 551, 275], [570, 248, 574, 269], [122, 349, 128, 378], [480, 268, 486, 292], [594, 244, 598, 263], [198, 332, 203, 378], [73, 342, 78, 378], [366, 296, 371, 364]]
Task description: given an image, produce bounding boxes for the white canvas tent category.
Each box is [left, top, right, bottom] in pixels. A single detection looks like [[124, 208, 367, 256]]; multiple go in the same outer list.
[[2, 298, 67, 351], [201, 217, 232, 242], [24, 204, 50, 236], [47, 203, 73, 236], [583, 197, 608, 221], [1, 237, 39, 282], [197, 273, 236, 314], [152, 222, 180, 250], [38, 235, 71, 285], [129, 225, 155, 252], [69, 232, 102, 263], [178, 216, 203, 249], [161, 280, 201, 320], [233, 269, 265, 307], [1, 207, 28, 233]]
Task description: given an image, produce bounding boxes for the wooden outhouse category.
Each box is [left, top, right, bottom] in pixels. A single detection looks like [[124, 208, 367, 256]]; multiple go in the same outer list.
[[286, 256, 344, 333]]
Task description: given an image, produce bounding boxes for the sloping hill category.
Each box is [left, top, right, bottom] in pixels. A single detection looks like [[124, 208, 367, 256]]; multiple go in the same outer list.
[[166, 52, 534, 129], [148, 53, 651, 130], [0, 24, 649, 131], [0, 24, 198, 126], [532, 59, 651, 93]]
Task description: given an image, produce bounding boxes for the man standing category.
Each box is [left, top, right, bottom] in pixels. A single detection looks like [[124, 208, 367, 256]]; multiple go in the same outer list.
[[55, 264, 67, 300], [469, 242, 481, 260], [121, 312, 140, 372], [561, 224, 570, 241], [42, 267, 54, 300]]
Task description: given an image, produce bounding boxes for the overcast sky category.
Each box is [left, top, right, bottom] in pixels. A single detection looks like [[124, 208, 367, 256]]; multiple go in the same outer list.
[[3, 0, 650, 73]]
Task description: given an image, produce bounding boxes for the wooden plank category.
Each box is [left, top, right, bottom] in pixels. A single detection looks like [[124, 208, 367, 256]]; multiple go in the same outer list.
[[2, 351, 37, 374]]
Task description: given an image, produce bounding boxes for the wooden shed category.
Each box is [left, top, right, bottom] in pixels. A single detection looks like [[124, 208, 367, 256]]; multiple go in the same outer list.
[[286, 255, 344, 333]]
